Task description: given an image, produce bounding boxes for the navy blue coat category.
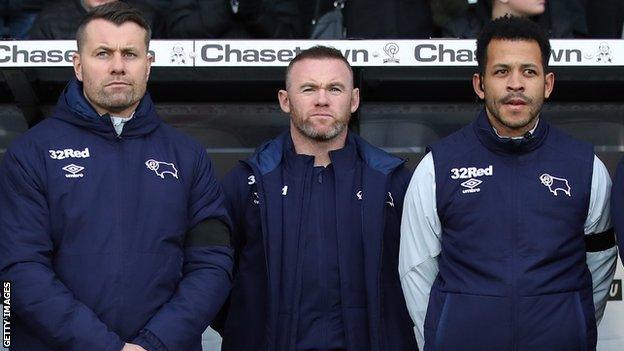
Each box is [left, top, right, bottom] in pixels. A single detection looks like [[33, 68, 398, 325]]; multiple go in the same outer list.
[[0, 79, 233, 351], [611, 159, 624, 262], [217, 131, 417, 350], [425, 111, 597, 351]]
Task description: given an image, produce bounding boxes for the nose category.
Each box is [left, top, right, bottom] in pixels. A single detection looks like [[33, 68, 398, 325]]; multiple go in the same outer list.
[[110, 53, 125, 75], [315, 88, 329, 106], [507, 70, 524, 92]]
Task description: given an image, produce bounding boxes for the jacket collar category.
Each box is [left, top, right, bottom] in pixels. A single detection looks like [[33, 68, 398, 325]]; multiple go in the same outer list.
[[473, 108, 549, 154], [51, 79, 161, 140], [247, 129, 405, 176]]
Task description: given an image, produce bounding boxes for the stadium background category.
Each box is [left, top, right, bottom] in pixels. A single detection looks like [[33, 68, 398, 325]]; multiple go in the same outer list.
[[1, 38, 624, 350]]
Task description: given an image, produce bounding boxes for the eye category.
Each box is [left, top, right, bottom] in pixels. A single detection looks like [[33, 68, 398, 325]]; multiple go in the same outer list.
[[96, 51, 109, 58], [124, 52, 137, 58], [329, 87, 342, 94], [494, 69, 508, 75], [524, 68, 537, 76]]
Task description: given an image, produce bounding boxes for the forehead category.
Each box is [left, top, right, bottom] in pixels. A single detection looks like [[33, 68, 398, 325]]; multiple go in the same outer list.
[[288, 58, 353, 84], [82, 18, 147, 50], [486, 39, 543, 67]]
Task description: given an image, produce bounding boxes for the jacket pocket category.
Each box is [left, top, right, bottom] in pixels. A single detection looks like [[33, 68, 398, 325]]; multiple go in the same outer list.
[[431, 292, 512, 351], [517, 291, 588, 351]]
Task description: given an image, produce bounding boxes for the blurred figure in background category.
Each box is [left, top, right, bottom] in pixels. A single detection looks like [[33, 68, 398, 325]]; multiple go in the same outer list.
[[0, 0, 45, 39], [166, 0, 302, 38], [586, 0, 624, 38], [29, 0, 164, 39], [433, 0, 587, 38], [302, 0, 433, 38]]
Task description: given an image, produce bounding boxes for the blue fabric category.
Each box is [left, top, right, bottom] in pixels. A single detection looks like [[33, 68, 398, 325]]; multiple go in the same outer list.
[[217, 131, 417, 351], [611, 158, 624, 263], [296, 164, 346, 350], [0, 79, 234, 351], [425, 110, 596, 351]]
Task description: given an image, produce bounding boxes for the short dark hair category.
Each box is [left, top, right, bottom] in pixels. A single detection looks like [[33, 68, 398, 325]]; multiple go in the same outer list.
[[76, 1, 151, 52], [285, 45, 353, 89], [476, 16, 551, 75]]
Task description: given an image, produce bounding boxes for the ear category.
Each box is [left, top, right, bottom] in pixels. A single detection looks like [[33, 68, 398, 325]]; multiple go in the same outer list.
[[146, 52, 153, 80], [472, 73, 485, 100], [543, 72, 555, 99], [73, 52, 83, 82], [278, 89, 290, 114], [350, 87, 360, 113]]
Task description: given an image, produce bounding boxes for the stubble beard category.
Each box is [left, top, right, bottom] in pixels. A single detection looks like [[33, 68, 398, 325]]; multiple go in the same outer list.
[[486, 94, 543, 132], [84, 79, 143, 115], [294, 118, 347, 142]]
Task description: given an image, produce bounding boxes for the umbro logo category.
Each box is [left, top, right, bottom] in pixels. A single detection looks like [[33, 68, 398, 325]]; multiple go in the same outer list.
[[461, 178, 482, 194], [63, 164, 84, 178]]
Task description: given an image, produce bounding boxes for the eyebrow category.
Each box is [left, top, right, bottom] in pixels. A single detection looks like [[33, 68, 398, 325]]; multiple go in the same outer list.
[[491, 63, 539, 70], [93, 45, 139, 53], [298, 81, 348, 89]]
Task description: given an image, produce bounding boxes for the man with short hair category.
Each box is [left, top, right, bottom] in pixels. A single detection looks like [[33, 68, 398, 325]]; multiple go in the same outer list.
[[400, 16, 617, 351], [0, 2, 233, 351], [217, 45, 417, 350]]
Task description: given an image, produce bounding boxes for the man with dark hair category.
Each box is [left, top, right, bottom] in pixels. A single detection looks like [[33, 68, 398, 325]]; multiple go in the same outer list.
[[217, 45, 417, 350], [400, 16, 617, 351], [0, 2, 233, 351]]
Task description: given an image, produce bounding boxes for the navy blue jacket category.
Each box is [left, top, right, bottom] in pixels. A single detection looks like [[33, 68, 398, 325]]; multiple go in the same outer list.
[[425, 111, 597, 351], [611, 159, 624, 261], [0, 79, 233, 351], [217, 131, 417, 350]]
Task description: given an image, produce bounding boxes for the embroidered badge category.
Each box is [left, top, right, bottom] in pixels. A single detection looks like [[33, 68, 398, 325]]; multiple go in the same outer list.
[[539, 173, 571, 197]]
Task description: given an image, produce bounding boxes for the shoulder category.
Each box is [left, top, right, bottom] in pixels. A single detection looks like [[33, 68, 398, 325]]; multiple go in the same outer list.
[[222, 162, 255, 196], [544, 125, 594, 162], [154, 123, 207, 156], [352, 134, 405, 175], [6, 118, 71, 157], [428, 123, 479, 166]]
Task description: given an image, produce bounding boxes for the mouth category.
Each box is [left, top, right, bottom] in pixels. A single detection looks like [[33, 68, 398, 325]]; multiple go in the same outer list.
[[310, 113, 334, 119], [105, 81, 131, 88]]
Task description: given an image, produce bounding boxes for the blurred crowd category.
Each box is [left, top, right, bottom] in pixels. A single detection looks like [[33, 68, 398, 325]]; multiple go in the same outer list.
[[1, 0, 623, 40]]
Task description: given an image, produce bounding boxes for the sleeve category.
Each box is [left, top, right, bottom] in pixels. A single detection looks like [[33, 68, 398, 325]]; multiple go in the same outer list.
[[0, 148, 124, 351], [165, 0, 232, 39], [133, 149, 234, 351], [584, 155, 617, 325], [209, 164, 250, 335], [611, 155, 624, 265], [398, 152, 442, 349]]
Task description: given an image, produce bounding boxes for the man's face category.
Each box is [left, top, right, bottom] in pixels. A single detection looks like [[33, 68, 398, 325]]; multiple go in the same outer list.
[[505, 0, 546, 17], [73, 19, 151, 117], [278, 58, 359, 142], [473, 39, 554, 137]]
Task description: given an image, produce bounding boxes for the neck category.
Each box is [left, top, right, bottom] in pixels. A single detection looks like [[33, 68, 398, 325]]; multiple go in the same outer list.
[[83, 91, 136, 118], [486, 111, 539, 138], [492, 4, 520, 19], [290, 126, 347, 167]]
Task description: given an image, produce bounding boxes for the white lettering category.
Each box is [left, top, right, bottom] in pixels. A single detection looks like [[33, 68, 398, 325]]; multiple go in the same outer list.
[[48, 148, 90, 160], [451, 165, 494, 179]]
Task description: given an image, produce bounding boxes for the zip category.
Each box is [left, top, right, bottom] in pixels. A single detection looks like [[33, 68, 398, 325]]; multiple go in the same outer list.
[[511, 158, 518, 351]]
